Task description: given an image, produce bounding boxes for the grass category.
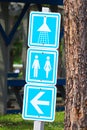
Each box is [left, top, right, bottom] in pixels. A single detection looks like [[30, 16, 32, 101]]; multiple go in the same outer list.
[[0, 112, 64, 130]]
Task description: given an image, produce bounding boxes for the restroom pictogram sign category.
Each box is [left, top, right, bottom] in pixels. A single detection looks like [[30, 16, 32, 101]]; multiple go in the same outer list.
[[26, 48, 58, 85]]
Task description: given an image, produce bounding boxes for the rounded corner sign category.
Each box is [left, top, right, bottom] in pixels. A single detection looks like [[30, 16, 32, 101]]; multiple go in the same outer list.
[[28, 11, 61, 49], [26, 48, 58, 85], [22, 84, 57, 122]]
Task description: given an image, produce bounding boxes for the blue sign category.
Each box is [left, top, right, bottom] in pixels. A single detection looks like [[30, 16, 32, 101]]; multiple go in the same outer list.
[[22, 84, 57, 122], [26, 48, 58, 85], [28, 11, 61, 49]]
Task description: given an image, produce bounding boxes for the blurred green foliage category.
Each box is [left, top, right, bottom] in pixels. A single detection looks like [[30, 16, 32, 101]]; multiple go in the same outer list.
[[0, 112, 64, 130]]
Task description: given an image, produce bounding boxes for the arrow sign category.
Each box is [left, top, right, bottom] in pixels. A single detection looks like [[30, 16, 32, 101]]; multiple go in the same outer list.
[[22, 85, 57, 122], [30, 92, 50, 114]]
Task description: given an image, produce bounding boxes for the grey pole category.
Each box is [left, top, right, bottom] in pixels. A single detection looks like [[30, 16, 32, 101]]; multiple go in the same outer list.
[[33, 7, 50, 130]]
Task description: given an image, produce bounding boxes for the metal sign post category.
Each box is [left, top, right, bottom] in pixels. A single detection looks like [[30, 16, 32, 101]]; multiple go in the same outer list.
[[34, 121, 44, 130], [33, 7, 51, 130]]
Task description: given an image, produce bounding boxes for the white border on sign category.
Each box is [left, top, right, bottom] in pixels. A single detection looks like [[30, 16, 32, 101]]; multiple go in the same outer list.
[[28, 11, 61, 49], [22, 84, 57, 122], [26, 48, 58, 85]]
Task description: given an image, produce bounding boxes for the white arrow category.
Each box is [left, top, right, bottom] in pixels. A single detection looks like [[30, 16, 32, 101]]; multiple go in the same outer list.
[[30, 92, 50, 114]]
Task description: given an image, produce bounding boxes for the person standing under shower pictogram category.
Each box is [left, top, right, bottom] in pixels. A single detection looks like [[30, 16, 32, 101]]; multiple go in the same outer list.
[[44, 56, 52, 78], [32, 55, 40, 77]]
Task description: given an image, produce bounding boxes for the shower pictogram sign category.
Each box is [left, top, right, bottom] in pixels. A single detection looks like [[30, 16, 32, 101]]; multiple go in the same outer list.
[[28, 11, 61, 49], [26, 48, 58, 85]]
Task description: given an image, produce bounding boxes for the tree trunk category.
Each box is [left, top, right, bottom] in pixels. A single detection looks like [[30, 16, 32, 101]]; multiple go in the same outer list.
[[0, 3, 9, 115], [64, 0, 87, 130]]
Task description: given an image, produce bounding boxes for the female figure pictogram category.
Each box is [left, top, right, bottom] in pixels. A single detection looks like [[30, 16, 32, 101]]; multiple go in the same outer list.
[[44, 56, 51, 78]]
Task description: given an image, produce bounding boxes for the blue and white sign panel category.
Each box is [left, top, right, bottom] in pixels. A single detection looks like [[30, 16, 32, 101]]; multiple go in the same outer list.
[[26, 48, 58, 85], [28, 11, 61, 49], [22, 84, 57, 122]]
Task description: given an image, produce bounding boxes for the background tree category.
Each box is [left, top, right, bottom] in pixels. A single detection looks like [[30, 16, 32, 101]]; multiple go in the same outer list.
[[64, 0, 87, 129], [0, 3, 9, 115]]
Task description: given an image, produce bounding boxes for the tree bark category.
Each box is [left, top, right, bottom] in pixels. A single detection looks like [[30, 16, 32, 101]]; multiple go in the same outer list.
[[64, 0, 87, 130]]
